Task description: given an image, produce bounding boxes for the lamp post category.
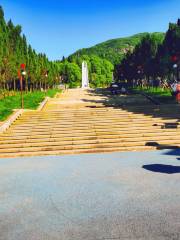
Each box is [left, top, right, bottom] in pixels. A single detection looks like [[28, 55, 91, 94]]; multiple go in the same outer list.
[[19, 63, 26, 109], [44, 70, 49, 90], [171, 55, 179, 81], [173, 63, 178, 81], [137, 65, 143, 88], [137, 70, 141, 88], [170, 55, 180, 103]]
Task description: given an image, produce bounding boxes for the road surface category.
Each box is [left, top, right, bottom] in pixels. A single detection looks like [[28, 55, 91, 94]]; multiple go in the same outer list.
[[0, 150, 180, 239]]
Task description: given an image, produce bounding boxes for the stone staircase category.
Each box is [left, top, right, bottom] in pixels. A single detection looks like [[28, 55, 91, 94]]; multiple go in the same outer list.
[[0, 89, 180, 158]]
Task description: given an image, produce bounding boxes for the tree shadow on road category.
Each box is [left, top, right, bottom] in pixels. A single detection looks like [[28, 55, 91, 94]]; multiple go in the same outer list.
[[146, 142, 180, 160], [142, 164, 180, 174], [85, 88, 180, 123], [145, 142, 179, 150], [143, 144, 180, 173], [83, 89, 180, 151], [161, 148, 180, 163], [162, 148, 180, 156]]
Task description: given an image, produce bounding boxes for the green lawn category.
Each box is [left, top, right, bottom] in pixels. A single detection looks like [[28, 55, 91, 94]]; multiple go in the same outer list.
[[134, 87, 175, 104], [0, 89, 61, 121]]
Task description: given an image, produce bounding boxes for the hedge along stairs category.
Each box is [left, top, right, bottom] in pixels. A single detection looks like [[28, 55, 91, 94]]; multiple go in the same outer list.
[[0, 88, 180, 158]]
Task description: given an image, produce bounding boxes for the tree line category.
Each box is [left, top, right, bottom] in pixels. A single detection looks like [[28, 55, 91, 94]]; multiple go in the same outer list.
[[0, 6, 59, 91], [114, 20, 180, 87], [4, 3, 179, 91], [0, 5, 114, 91]]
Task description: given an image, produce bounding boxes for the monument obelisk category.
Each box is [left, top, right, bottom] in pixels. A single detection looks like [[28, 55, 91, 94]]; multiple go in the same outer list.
[[82, 61, 89, 88]]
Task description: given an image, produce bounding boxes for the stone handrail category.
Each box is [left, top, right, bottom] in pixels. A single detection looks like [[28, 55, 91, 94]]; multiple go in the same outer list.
[[0, 109, 24, 134]]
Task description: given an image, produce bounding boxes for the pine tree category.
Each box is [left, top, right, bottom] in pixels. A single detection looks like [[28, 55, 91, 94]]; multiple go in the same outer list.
[[0, 6, 60, 91]]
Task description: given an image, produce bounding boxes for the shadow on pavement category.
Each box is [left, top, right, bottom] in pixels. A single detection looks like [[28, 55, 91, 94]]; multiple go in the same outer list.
[[162, 149, 180, 156], [161, 149, 180, 164], [145, 142, 179, 150], [146, 143, 180, 163], [84, 88, 180, 123], [142, 164, 180, 174], [143, 146, 180, 174]]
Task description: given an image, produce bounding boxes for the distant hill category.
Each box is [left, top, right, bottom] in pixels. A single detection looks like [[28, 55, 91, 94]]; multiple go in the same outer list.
[[69, 32, 165, 64]]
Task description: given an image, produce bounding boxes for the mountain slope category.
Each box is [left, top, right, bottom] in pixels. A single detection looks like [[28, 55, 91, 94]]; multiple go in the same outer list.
[[69, 32, 164, 64]]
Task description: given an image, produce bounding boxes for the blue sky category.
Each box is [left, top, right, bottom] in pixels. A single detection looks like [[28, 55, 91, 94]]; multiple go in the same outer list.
[[1, 0, 180, 60]]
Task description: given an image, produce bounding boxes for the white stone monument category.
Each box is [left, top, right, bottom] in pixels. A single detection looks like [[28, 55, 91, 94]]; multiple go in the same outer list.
[[82, 61, 89, 88]]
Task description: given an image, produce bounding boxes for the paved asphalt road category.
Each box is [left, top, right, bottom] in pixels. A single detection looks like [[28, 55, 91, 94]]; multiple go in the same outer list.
[[0, 150, 180, 240]]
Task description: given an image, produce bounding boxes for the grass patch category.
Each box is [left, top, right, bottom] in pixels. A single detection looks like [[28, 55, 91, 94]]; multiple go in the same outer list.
[[0, 89, 61, 121], [134, 87, 175, 104]]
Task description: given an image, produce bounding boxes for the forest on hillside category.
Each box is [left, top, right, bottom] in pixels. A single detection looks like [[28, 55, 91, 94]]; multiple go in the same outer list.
[[69, 32, 164, 65], [114, 20, 180, 84]]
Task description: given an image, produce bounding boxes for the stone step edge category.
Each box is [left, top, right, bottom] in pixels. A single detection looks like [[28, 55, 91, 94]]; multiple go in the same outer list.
[[1, 128, 179, 139], [0, 136, 179, 148], [37, 97, 50, 111], [0, 132, 178, 143], [0, 109, 24, 134], [0, 146, 166, 158], [0, 139, 179, 153]]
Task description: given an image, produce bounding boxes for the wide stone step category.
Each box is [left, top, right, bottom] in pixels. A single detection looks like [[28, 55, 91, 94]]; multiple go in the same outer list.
[[16, 113, 180, 119], [26, 105, 180, 110], [15, 117, 160, 124], [0, 146, 157, 158], [0, 139, 180, 154], [0, 143, 178, 158], [4, 125, 178, 136], [8, 121, 177, 129], [22, 109, 134, 114], [16, 112, 180, 117], [12, 118, 179, 126], [1, 128, 179, 139], [7, 124, 163, 133], [0, 131, 179, 144], [0, 135, 179, 149], [10, 122, 165, 129], [9, 121, 179, 132], [18, 117, 167, 122]]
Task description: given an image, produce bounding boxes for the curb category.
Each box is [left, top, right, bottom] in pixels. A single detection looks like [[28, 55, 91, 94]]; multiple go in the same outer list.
[[141, 92, 160, 105], [0, 109, 24, 134], [37, 97, 50, 111], [132, 89, 160, 105]]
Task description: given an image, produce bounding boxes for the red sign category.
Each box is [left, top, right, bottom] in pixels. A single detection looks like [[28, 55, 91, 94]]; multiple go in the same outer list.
[[20, 63, 26, 69], [171, 55, 178, 62]]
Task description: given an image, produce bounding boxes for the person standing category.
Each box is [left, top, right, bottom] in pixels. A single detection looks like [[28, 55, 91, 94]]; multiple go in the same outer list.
[[176, 81, 180, 103]]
